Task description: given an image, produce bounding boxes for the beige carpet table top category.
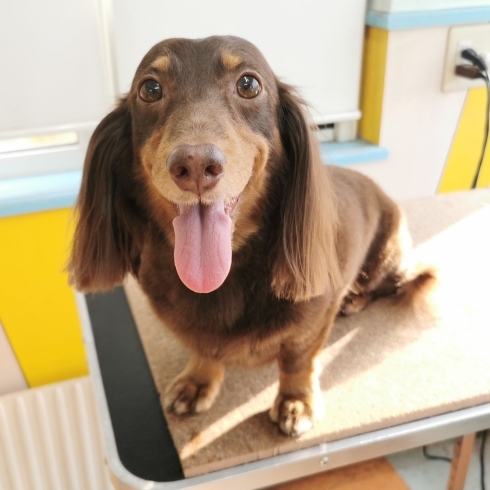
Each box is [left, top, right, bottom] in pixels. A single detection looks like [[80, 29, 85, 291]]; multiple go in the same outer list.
[[124, 189, 490, 478]]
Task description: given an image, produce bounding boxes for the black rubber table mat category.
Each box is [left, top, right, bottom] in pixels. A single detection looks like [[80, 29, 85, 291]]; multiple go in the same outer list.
[[85, 286, 184, 481]]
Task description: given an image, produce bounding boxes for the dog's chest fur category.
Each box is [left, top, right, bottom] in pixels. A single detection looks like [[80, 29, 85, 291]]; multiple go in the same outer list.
[[138, 233, 327, 366]]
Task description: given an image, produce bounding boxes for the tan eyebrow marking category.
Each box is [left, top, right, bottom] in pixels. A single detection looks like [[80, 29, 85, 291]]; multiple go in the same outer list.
[[151, 56, 170, 72], [221, 52, 242, 70]]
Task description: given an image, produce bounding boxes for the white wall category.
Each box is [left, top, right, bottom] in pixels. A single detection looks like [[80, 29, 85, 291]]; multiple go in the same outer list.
[[352, 26, 466, 201]]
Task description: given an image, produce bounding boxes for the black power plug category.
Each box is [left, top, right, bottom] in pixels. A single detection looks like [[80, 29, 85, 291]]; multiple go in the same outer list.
[[455, 64, 487, 80], [461, 48, 488, 72]]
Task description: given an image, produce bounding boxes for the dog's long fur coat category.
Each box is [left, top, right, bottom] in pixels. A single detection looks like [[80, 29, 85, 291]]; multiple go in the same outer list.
[[70, 36, 433, 436]]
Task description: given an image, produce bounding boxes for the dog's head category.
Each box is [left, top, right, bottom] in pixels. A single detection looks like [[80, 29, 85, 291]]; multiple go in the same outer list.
[[70, 36, 340, 302]]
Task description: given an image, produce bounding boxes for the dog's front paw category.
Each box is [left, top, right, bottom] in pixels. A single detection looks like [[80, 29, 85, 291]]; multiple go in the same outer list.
[[164, 377, 220, 415], [269, 392, 324, 437]]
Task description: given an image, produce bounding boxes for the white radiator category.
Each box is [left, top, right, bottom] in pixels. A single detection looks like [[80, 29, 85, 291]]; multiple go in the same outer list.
[[0, 377, 112, 490]]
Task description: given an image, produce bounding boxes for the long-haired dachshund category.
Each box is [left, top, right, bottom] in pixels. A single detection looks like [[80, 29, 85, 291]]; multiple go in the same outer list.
[[70, 36, 433, 437]]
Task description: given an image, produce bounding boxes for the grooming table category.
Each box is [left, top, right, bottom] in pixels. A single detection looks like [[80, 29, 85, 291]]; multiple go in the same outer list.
[[77, 189, 490, 490]]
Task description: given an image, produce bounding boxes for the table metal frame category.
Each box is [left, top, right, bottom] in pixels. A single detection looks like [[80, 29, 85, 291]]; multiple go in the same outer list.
[[77, 292, 490, 490]]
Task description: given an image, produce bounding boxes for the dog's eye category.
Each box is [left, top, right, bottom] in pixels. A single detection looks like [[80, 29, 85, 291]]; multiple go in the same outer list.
[[236, 75, 261, 99], [139, 80, 163, 102]]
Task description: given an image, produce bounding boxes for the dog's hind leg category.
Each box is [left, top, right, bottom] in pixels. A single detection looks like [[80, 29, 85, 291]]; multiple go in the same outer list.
[[340, 209, 416, 317], [164, 354, 224, 415], [339, 290, 372, 316]]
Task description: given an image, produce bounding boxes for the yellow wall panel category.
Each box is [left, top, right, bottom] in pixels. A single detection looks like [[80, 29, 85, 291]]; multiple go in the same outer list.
[[359, 27, 389, 146], [439, 87, 490, 193], [0, 208, 87, 387]]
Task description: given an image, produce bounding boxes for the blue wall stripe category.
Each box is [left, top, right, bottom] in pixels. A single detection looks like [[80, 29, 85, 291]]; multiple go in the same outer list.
[[321, 140, 389, 166], [366, 7, 490, 30], [0, 140, 389, 218], [0, 171, 82, 218]]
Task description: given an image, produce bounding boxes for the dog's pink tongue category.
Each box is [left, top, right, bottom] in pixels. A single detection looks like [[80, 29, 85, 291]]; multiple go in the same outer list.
[[173, 201, 232, 293]]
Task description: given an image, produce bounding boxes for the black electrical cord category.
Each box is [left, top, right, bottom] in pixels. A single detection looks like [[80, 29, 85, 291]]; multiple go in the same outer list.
[[420, 49, 489, 490], [471, 70, 490, 189], [422, 432, 487, 490], [455, 50, 489, 490], [458, 49, 490, 189], [422, 444, 452, 462]]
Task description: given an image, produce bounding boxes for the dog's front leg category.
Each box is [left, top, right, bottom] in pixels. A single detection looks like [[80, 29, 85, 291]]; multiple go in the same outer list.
[[269, 351, 325, 437], [270, 306, 339, 437], [164, 354, 225, 415]]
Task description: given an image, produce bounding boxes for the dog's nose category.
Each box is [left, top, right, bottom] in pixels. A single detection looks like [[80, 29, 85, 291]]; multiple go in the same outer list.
[[166, 144, 226, 194]]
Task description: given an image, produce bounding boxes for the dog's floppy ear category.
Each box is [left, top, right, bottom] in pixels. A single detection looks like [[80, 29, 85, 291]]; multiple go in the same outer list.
[[69, 99, 143, 291], [272, 82, 341, 302]]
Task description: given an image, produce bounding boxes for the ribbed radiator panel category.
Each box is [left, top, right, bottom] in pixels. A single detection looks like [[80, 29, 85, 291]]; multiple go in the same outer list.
[[0, 377, 112, 490]]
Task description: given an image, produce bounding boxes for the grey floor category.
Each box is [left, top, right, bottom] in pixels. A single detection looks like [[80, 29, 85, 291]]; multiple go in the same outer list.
[[388, 433, 489, 490]]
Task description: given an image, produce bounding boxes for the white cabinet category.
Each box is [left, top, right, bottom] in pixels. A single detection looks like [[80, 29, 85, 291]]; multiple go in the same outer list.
[[113, 0, 367, 125]]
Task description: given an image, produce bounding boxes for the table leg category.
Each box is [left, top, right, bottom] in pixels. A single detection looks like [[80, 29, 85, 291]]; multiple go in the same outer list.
[[447, 433, 476, 490]]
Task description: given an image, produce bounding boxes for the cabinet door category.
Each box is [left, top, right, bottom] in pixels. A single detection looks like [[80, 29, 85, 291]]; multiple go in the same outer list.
[[113, 0, 367, 125]]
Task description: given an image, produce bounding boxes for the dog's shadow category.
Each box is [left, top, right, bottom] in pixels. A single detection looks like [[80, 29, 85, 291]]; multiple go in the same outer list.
[[318, 294, 435, 393], [402, 189, 490, 247]]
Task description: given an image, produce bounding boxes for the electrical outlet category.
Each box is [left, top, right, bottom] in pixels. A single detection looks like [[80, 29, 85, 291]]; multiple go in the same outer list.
[[442, 24, 490, 92]]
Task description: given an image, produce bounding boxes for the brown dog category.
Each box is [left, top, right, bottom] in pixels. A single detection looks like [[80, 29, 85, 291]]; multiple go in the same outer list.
[[70, 36, 432, 437]]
